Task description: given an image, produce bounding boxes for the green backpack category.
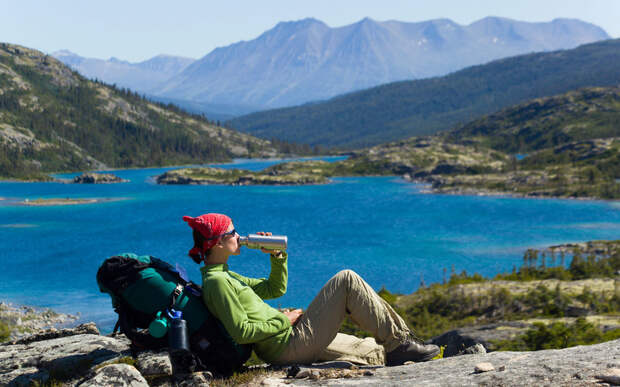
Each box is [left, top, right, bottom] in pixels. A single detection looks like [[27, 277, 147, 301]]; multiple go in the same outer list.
[[96, 253, 252, 375]]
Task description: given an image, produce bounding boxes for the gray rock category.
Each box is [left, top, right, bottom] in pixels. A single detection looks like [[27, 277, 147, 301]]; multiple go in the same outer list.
[[474, 362, 495, 373], [79, 364, 148, 387], [458, 343, 487, 356], [7, 322, 100, 345], [595, 368, 620, 385], [0, 333, 131, 386], [430, 321, 529, 356], [136, 350, 173, 376], [173, 371, 213, 386], [288, 339, 620, 386]]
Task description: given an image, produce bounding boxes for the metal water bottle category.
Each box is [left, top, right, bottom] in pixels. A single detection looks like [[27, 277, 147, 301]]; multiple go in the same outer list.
[[168, 310, 190, 351], [239, 234, 288, 251]]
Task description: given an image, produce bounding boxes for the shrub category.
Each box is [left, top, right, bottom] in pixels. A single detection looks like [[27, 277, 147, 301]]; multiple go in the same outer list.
[[0, 320, 10, 342], [494, 317, 620, 351]]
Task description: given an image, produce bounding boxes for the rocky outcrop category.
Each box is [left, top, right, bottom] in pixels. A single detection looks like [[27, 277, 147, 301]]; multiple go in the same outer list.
[[0, 324, 212, 386], [1, 321, 618, 386], [73, 172, 127, 183], [286, 339, 620, 386], [0, 325, 131, 386]]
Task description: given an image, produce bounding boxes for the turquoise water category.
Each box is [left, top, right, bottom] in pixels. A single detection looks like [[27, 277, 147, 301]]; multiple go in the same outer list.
[[1, 157, 619, 331]]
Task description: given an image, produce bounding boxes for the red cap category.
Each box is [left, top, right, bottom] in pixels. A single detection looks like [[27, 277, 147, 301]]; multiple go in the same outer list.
[[182, 213, 232, 256]]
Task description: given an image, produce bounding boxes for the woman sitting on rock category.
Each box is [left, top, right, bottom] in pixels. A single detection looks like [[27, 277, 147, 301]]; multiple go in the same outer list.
[[182, 213, 439, 366]]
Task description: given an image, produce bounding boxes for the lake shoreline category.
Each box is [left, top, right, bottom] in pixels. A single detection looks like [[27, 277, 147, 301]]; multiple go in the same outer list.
[[0, 155, 342, 183], [412, 179, 620, 203]]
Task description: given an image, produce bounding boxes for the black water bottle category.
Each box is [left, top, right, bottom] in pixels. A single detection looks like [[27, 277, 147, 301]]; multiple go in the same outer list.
[[168, 309, 190, 351]]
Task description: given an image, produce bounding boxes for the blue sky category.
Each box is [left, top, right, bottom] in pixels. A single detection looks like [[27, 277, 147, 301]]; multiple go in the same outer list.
[[3, 0, 619, 62]]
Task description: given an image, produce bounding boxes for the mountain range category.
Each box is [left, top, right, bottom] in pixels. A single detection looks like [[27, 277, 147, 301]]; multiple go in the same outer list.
[[53, 17, 609, 115], [52, 50, 194, 95], [230, 38, 620, 148]]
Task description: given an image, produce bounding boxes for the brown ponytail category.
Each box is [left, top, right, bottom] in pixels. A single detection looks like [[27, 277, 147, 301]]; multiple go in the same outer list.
[[189, 229, 212, 264]]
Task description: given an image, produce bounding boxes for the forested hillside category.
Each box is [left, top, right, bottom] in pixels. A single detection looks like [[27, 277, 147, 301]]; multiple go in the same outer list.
[[193, 86, 620, 198], [230, 39, 620, 148], [446, 86, 620, 153], [0, 43, 280, 180]]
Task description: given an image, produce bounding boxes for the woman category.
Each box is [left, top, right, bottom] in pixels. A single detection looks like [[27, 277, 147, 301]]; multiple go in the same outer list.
[[183, 213, 439, 366]]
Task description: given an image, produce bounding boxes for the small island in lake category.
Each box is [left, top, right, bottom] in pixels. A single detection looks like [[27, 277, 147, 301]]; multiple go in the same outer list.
[[20, 198, 99, 206], [18, 197, 128, 206], [156, 163, 330, 185], [73, 172, 127, 184]]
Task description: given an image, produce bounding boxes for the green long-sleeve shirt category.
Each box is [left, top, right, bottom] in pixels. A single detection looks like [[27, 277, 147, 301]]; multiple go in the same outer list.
[[200, 253, 292, 362]]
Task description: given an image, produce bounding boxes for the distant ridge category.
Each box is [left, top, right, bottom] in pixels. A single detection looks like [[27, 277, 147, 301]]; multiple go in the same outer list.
[[53, 17, 608, 115], [230, 38, 620, 148], [51, 50, 195, 95], [158, 17, 608, 109]]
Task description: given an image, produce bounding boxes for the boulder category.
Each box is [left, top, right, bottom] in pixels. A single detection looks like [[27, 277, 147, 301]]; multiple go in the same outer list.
[[429, 321, 529, 357], [135, 350, 173, 377], [0, 333, 131, 386], [80, 364, 148, 387], [474, 362, 495, 373], [458, 343, 486, 356]]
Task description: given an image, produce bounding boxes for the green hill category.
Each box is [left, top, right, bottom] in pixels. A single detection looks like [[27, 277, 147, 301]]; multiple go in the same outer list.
[[230, 39, 620, 148], [447, 86, 620, 153], [0, 43, 282, 180]]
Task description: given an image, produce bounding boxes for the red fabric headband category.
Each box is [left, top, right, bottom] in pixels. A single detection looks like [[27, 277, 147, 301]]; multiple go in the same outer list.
[[183, 213, 232, 256]]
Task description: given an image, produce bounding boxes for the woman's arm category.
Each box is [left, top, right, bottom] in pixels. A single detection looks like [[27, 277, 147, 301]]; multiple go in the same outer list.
[[230, 252, 288, 299]]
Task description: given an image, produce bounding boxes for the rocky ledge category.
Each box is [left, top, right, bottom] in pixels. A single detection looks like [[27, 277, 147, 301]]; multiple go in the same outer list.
[[73, 172, 127, 184], [287, 339, 620, 386], [1, 322, 619, 386]]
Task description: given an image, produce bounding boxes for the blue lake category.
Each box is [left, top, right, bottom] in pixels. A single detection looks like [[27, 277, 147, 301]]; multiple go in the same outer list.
[[1, 157, 619, 332]]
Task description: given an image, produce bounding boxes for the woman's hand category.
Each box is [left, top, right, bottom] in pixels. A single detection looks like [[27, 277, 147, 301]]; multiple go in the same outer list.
[[255, 231, 281, 255], [283, 308, 303, 326]]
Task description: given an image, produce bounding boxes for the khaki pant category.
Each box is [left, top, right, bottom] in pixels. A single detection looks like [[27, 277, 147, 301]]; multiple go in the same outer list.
[[273, 270, 412, 366]]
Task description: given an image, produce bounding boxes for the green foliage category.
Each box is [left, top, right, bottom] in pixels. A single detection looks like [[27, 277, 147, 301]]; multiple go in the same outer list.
[[0, 320, 10, 342], [378, 286, 398, 304], [231, 39, 620, 148], [243, 351, 265, 366], [446, 270, 487, 285], [30, 379, 64, 387], [493, 318, 620, 351], [211, 367, 267, 387], [497, 245, 620, 281]]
